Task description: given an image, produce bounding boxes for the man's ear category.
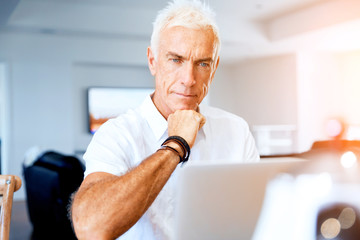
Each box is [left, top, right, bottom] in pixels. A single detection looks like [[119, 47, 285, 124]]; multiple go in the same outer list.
[[147, 47, 156, 76]]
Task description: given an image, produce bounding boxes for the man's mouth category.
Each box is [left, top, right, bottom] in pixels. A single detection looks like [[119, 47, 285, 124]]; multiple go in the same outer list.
[[175, 92, 196, 98]]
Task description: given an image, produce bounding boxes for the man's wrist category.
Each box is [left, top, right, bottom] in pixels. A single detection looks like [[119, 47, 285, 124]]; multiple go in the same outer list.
[[165, 142, 184, 157], [160, 136, 191, 164], [157, 145, 183, 163]]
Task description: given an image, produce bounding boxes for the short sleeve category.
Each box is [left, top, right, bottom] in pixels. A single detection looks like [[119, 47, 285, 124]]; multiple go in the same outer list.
[[83, 118, 132, 177]]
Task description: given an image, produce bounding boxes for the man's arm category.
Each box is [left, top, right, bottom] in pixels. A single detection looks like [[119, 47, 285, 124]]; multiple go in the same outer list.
[[71, 110, 205, 240]]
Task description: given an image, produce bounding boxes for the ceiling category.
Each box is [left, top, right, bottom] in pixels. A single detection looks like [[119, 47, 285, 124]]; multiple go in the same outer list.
[[2, 0, 360, 61]]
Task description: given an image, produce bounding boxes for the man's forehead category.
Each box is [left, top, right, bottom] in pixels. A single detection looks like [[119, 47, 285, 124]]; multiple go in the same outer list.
[[160, 26, 215, 45], [157, 26, 217, 59]]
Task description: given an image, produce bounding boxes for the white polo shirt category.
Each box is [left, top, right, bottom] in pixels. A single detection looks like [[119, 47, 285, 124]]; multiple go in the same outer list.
[[83, 95, 259, 240]]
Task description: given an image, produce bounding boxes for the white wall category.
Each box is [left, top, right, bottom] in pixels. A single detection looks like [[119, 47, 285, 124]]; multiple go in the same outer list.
[[0, 62, 12, 179], [211, 54, 298, 125], [336, 50, 360, 125], [0, 63, 7, 174], [239, 55, 297, 126], [295, 50, 360, 151], [209, 64, 238, 113], [0, 64, 3, 138], [296, 52, 342, 151]]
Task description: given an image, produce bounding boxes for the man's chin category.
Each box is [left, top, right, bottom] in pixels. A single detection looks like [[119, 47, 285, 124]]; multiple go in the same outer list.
[[173, 103, 199, 112]]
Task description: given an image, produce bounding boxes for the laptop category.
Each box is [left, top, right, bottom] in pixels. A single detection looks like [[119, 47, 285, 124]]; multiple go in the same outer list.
[[174, 158, 305, 240]]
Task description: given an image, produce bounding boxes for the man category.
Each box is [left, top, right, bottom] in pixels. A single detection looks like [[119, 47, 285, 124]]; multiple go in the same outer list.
[[71, 0, 259, 239]]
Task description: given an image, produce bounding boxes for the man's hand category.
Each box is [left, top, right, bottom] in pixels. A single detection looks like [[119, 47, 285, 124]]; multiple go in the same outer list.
[[167, 110, 206, 148]]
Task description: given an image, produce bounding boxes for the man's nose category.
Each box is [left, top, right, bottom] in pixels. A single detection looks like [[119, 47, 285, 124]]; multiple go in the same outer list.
[[181, 63, 196, 87]]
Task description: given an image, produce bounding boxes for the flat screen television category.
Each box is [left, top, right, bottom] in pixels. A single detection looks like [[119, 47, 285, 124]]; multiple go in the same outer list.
[[88, 87, 154, 134]]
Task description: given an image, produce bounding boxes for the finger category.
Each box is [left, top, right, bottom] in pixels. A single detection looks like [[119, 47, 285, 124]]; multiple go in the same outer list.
[[199, 115, 206, 129], [195, 113, 206, 129]]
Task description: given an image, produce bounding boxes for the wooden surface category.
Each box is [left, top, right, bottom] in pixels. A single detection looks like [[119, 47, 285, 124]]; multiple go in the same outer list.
[[0, 175, 22, 240]]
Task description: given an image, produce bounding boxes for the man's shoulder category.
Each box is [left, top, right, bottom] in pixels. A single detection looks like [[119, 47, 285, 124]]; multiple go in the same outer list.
[[103, 96, 150, 130], [98, 108, 145, 135]]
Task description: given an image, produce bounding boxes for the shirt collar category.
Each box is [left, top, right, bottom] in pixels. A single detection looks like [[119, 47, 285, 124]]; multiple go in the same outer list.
[[139, 95, 168, 142], [139, 95, 208, 142]]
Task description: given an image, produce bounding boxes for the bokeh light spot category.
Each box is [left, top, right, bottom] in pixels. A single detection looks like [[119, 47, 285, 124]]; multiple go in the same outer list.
[[325, 119, 343, 138], [340, 151, 357, 169], [338, 207, 356, 229], [321, 218, 341, 239]]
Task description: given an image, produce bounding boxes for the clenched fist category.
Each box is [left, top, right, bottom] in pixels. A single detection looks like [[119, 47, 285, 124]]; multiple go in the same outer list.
[[167, 110, 206, 148]]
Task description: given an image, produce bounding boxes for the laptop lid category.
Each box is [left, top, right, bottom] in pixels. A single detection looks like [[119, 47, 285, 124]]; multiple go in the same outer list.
[[174, 158, 305, 240]]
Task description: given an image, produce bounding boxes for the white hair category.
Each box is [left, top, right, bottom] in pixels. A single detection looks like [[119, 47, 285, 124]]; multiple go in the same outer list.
[[150, 0, 221, 60]]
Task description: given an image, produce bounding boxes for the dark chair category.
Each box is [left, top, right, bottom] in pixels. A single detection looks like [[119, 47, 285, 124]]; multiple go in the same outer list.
[[23, 151, 84, 240]]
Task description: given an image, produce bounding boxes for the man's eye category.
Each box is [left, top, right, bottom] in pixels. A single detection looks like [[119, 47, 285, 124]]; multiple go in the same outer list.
[[172, 59, 181, 63], [199, 62, 209, 67]]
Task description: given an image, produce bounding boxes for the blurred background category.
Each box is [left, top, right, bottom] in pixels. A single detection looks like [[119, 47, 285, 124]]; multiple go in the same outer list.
[[1, 0, 360, 238], [2, 0, 360, 200]]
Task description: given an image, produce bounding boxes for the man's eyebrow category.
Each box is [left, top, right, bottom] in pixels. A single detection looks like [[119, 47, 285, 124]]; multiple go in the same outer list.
[[166, 52, 183, 59], [166, 52, 214, 62], [196, 57, 213, 63]]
